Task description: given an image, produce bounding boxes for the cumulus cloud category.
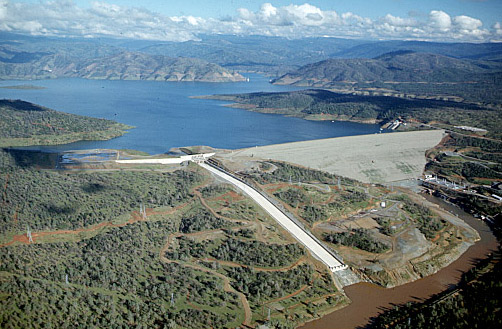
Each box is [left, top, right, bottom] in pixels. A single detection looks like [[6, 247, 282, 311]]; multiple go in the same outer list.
[[0, 0, 7, 20], [429, 10, 452, 31], [0, 1, 499, 42], [0, 0, 199, 41], [237, 3, 339, 27], [494, 22, 502, 36], [454, 15, 483, 30]]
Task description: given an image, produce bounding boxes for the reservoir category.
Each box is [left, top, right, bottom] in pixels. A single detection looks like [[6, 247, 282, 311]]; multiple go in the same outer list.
[[0, 75, 383, 154], [1, 77, 497, 328]]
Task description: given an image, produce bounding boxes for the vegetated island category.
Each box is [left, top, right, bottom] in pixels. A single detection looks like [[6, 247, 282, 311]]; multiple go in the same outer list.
[[0, 99, 133, 147]]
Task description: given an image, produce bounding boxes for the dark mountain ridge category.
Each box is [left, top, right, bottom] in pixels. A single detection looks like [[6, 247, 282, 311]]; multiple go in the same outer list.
[[272, 51, 502, 86], [331, 40, 502, 61]]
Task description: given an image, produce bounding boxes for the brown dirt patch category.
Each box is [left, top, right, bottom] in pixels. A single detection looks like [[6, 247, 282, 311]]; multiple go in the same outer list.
[[211, 190, 245, 203], [0, 201, 190, 248]]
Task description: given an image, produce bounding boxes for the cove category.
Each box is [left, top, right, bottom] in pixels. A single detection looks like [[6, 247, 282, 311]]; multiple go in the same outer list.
[[0, 75, 383, 154]]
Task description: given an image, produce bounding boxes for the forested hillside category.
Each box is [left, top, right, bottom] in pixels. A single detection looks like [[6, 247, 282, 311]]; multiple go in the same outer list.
[[0, 149, 344, 328], [273, 51, 501, 85], [0, 99, 132, 147], [271, 51, 502, 105], [203, 89, 502, 139]]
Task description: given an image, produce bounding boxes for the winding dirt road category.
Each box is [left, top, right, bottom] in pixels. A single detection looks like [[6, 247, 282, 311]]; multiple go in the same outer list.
[[159, 237, 253, 326], [0, 202, 190, 248]]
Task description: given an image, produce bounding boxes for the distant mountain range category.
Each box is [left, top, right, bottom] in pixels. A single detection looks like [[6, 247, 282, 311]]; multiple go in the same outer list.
[[1, 32, 502, 89], [2, 32, 502, 76], [330, 40, 502, 61], [272, 51, 502, 86], [269, 51, 502, 105], [0, 50, 245, 82]]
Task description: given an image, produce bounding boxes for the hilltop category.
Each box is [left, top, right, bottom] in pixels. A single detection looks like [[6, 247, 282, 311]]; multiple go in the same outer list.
[[271, 51, 502, 105], [272, 51, 501, 85]]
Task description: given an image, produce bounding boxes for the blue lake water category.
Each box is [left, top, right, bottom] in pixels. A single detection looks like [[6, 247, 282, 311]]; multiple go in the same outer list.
[[0, 75, 384, 154]]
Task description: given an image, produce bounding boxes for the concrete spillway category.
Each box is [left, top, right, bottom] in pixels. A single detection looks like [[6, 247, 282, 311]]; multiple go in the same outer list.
[[199, 162, 347, 272]]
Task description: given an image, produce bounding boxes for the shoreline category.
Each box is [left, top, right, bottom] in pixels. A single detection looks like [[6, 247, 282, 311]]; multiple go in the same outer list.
[[192, 94, 383, 125], [0, 125, 133, 148], [300, 195, 498, 329]]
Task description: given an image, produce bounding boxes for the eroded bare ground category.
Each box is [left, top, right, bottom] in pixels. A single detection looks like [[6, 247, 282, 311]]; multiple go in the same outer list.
[[214, 154, 479, 289], [322, 189, 479, 287]]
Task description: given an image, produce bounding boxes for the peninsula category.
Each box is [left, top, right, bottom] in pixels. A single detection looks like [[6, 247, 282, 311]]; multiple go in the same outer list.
[[0, 99, 132, 147]]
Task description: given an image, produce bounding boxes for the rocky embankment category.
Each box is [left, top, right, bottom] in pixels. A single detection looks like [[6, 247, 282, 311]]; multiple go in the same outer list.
[[357, 197, 479, 288]]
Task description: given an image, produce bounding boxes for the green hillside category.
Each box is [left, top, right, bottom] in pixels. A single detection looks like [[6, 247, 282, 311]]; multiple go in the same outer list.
[[202, 89, 502, 139], [0, 99, 133, 147], [271, 52, 502, 104]]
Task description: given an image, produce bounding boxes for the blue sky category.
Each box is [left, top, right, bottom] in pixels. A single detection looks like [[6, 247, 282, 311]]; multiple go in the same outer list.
[[2, 0, 501, 42], [24, 0, 500, 26]]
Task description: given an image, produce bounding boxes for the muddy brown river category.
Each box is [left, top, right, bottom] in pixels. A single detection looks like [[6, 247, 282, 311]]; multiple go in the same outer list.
[[301, 196, 498, 329]]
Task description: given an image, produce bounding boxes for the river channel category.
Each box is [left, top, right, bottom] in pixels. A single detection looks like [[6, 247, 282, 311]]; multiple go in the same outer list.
[[301, 196, 498, 329]]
